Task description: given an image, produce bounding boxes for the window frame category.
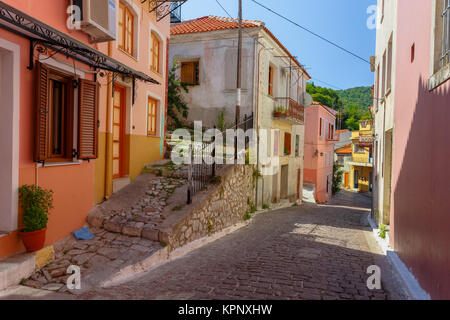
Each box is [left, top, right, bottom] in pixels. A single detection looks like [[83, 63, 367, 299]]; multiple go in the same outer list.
[[118, 2, 135, 57], [284, 132, 292, 156], [150, 32, 160, 74], [180, 60, 200, 86], [442, 0, 450, 66], [46, 70, 74, 163], [268, 65, 274, 96], [147, 96, 158, 136]]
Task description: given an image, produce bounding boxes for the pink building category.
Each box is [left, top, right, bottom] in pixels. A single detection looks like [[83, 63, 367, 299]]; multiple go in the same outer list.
[[374, 0, 450, 299], [304, 102, 337, 203]]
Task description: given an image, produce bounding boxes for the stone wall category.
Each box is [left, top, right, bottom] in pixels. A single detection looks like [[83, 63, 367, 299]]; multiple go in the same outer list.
[[159, 165, 255, 251]]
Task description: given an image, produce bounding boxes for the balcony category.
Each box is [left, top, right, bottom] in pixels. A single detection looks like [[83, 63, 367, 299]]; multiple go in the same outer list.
[[273, 97, 304, 124]]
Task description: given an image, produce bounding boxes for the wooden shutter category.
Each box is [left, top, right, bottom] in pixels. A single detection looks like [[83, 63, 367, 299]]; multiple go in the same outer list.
[[181, 62, 194, 84], [78, 79, 99, 159], [35, 61, 50, 162]]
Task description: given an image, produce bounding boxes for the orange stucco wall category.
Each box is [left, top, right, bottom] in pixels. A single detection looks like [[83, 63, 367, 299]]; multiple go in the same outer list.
[[0, 0, 97, 258]]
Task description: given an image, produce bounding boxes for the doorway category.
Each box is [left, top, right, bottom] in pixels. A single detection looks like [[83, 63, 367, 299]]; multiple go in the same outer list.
[[353, 169, 359, 190], [280, 165, 289, 199], [112, 85, 126, 179], [382, 129, 393, 225], [0, 42, 19, 233], [344, 172, 349, 189]]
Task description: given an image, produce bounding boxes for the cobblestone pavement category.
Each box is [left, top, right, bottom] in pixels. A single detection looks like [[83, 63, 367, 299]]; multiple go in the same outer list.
[[78, 191, 407, 300]]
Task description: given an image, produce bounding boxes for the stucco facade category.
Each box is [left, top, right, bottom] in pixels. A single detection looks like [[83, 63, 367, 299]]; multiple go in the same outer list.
[[384, 0, 450, 299], [0, 0, 168, 259], [372, 0, 398, 227], [303, 102, 337, 203]]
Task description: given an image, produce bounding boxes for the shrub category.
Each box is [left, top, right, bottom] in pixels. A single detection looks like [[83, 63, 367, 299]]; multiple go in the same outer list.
[[19, 185, 54, 232]]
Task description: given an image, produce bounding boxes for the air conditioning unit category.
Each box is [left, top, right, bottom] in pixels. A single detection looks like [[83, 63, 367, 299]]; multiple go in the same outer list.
[[72, 0, 116, 43]]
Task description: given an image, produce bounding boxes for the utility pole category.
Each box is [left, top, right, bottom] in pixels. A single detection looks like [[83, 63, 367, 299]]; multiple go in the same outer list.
[[235, 0, 242, 159]]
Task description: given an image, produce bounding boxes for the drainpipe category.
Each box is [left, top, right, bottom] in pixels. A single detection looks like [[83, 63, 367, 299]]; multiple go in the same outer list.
[[104, 42, 113, 200]]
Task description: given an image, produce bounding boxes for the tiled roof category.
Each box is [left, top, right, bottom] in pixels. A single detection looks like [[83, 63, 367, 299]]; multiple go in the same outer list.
[[335, 144, 352, 154], [171, 16, 263, 35], [311, 101, 337, 116], [171, 16, 311, 79]]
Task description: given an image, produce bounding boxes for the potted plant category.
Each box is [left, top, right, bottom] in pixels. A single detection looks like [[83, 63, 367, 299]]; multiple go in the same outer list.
[[273, 106, 284, 117], [18, 185, 54, 252]]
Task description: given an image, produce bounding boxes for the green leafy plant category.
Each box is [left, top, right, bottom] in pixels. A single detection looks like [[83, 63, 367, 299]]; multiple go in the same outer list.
[[243, 211, 252, 221], [19, 185, 53, 232], [217, 108, 226, 132], [332, 164, 344, 195], [378, 224, 388, 239], [262, 204, 270, 210], [167, 60, 190, 131]]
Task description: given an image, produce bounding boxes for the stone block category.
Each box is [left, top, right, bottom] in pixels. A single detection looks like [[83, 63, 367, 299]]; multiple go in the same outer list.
[[142, 226, 160, 241], [122, 222, 144, 237]]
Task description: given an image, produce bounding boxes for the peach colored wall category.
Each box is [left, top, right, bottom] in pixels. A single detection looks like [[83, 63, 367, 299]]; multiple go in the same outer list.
[[392, 0, 450, 299], [0, 1, 97, 258], [304, 105, 336, 203]]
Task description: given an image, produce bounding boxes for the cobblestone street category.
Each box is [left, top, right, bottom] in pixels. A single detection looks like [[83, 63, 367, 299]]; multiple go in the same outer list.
[[78, 191, 406, 300]]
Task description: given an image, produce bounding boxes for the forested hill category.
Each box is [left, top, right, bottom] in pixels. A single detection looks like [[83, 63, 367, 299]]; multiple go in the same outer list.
[[306, 82, 372, 130], [337, 86, 373, 109]]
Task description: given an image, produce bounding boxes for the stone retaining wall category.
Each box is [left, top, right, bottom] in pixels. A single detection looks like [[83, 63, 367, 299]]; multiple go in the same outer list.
[[159, 165, 255, 251]]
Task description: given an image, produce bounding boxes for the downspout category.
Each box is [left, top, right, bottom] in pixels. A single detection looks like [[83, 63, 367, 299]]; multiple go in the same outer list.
[[104, 42, 113, 200]]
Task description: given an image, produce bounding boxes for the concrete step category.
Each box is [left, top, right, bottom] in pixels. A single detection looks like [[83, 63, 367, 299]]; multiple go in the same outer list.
[[0, 253, 35, 291]]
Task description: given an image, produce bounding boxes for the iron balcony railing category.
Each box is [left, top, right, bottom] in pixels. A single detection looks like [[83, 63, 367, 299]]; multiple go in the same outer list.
[[273, 97, 305, 124], [442, 0, 450, 66]]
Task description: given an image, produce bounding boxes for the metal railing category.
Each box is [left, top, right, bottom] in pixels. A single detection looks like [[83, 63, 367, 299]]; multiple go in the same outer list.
[[442, 0, 450, 66], [273, 97, 305, 124], [187, 114, 254, 204]]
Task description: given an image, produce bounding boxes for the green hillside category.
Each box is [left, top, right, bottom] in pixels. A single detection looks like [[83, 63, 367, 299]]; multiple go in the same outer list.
[[306, 82, 372, 131], [337, 86, 373, 109]]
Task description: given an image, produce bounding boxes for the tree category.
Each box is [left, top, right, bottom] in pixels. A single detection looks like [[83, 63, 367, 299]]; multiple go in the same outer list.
[[167, 61, 190, 131]]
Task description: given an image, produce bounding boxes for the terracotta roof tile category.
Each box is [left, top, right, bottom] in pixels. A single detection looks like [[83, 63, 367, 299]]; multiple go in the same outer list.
[[171, 16, 262, 35], [335, 144, 352, 154]]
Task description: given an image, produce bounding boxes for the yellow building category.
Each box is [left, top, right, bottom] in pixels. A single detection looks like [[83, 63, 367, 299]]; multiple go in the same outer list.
[[349, 120, 374, 193]]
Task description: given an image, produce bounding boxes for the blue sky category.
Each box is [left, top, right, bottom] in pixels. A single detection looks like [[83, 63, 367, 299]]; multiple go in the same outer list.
[[178, 0, 377, 90]]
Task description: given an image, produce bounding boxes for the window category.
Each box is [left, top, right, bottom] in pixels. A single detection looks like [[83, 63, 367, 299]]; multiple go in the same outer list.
[[353, 143, 365, 153], [442, 0, 449, 66], [381, 51, 386, 98], [319, 118, 323, 137], [48, 74, 71, 160], [181, 61, 200, 85], [268, 65, 274, 96], [119, 2, 134, 56], [295, 135, 300, 157], [375, 64, 380, 108], [386, 35, 393, 92], [430, 0, 450, 89], [35, 62, 99, 162], [150, 33, 160, 73], [284, 132, 291, 156], [147, 97, 158, 136]]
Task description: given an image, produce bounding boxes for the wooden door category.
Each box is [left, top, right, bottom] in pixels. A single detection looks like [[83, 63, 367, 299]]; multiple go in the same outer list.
[[113, 85, 126, 179], [344, 172, 349, 189]]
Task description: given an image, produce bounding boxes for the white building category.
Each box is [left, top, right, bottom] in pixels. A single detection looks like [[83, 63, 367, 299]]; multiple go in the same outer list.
[[169, 16, 311, 207], [372, 0, 397, 226]]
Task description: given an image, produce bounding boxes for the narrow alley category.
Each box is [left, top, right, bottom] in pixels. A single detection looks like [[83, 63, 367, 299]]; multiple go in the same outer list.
[[75, 192, 407, 300]]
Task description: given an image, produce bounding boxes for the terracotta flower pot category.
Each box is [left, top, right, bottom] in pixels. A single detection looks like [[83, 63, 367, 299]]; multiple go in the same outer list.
[[274, 112, 282, 117], [19, 228, 47, 252]]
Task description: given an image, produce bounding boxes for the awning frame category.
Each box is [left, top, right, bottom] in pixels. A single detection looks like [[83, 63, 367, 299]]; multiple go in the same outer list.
[[0, 1, 159, 85]]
